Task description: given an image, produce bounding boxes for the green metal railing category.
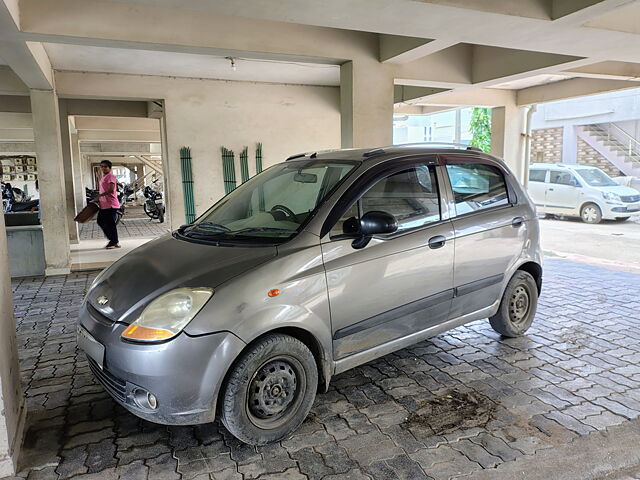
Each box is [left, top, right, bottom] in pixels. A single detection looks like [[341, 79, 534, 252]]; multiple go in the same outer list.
[[221, 147, 237, 194], [180, 146, 196, 223], [239, 146, 250, 183], [256, 142, 263, 174]]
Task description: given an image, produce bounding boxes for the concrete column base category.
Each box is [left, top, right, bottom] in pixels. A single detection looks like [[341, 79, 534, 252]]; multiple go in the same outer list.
[[0, 403, 26, 478], [45, 267, 72, 276]]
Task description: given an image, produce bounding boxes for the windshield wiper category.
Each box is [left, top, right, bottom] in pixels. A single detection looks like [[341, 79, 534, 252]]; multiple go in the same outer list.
[[230, 227, 295, 235], [184, 222, 231, 235]]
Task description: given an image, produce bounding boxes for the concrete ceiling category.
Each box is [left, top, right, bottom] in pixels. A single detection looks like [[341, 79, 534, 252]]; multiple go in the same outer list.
[[1, 0, 640, 108], [43, 43, 341, 86]]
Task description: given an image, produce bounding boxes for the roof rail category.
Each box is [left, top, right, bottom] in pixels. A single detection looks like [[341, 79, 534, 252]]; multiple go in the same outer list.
[[362, 142, 480, 157]]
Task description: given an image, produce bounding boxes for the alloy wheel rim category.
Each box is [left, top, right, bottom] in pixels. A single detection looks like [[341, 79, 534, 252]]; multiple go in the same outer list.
[[583, 207, 597, 222]]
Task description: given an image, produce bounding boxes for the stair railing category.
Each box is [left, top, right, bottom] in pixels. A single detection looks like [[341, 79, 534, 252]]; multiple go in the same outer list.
[[605, 123, 640, 158]]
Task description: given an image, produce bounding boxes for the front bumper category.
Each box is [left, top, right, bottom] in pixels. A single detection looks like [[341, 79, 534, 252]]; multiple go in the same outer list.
[[77, 303, 246, 425], [603, 201, 640, 219]]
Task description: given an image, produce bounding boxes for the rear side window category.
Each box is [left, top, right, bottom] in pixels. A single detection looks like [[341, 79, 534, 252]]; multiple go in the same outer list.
[[529, 169, 546, 182], [446, 163, 510, 215], [549, 171, 577, 186]]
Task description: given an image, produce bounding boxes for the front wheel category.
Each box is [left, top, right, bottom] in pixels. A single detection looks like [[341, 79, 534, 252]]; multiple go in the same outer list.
[[581, 203, 602, 224], [220, 334, 318, 445], [489, 271, 538, 337]]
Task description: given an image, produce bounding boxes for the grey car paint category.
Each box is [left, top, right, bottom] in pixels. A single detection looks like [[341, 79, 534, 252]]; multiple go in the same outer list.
[[77, 146, 542, 426]]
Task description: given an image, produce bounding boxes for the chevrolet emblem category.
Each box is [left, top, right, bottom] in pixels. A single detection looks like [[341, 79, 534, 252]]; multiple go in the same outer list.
[[97, 296, 109, 306]]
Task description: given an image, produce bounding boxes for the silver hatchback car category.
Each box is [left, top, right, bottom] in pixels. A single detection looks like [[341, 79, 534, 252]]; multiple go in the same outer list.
[[78, 145, 542, 445]]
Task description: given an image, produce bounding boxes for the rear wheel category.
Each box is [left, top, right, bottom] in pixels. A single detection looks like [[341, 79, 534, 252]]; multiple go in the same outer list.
[[220, 334, 318, 445], [489, 271, 538, 337], [580, 203, 602, 224]]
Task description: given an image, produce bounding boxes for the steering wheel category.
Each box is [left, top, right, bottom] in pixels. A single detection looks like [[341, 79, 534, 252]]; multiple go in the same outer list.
[[269, 204, 296, 221]]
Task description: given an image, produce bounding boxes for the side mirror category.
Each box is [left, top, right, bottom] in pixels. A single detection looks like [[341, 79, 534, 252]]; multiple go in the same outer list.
[[343, 211, 398, 249], [570, 179, 579, 187]]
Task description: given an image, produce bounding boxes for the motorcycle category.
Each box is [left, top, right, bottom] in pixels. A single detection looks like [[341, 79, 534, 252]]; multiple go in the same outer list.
[[2, 182, 39, 213], [143, 185, 165, 223]]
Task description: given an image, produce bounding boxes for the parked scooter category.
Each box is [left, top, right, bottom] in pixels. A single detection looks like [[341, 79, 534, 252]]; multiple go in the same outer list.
[[143, 185, 165, 223], [2, 182, 39, 213]]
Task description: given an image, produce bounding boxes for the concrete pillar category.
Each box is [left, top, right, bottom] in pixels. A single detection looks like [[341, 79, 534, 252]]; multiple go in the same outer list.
[[562, 125, 577, 164], [340, 60, 394, 148], [0, 213, 27, 477], [30, 89, 71, 275], [58, 100, 79, 244], [70, 133, 85, 216], [490, 104, 528, 182]]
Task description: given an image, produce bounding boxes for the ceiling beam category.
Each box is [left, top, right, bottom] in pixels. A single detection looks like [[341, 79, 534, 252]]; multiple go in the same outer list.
[[379, 34, 457, 64], [74, 116, 159, 132], [562, 60, 640, 80], [77, 130, 160, 142], [516, 77, 640, 105], [0, 1, 53, 89], [394, 85, 450, 104]]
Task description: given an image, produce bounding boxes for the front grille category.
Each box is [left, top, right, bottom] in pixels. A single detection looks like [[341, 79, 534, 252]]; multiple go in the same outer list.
[[620, 194, 640, 203], [87, 357, 126, 403], [87, 303, 115, 326]]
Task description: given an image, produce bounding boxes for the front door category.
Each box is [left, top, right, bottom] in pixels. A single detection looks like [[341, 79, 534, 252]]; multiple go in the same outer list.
[[545, 170, 581, 215], [321, 161, 454, 360]]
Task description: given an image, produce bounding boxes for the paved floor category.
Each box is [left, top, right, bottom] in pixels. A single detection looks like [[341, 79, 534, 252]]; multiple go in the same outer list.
[[7, 258, 640, 480]]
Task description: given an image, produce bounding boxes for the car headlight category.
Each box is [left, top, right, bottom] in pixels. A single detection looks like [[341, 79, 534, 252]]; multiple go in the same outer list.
[[603, 192, 620, 202], [121, 287, 213, 343]]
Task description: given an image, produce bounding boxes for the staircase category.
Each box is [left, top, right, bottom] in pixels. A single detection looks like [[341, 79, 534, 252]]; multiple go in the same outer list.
[[577, 123, 640, 177]]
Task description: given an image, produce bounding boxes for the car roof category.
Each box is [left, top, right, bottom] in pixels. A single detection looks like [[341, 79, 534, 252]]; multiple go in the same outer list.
[[530, 163, 599, 170], [286, 144, 500, 164]]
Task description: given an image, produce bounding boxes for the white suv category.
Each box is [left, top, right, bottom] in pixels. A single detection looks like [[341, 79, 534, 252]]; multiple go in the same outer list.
[[528, 163, 640, 223]]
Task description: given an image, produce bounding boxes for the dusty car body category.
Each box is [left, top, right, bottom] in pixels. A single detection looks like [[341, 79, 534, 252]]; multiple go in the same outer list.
[[78, 145, 542, 444]]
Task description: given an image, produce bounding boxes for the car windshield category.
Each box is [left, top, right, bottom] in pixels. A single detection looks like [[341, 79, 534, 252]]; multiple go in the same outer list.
[[576, 168, 618, 187], [180, 159, 357, 243]]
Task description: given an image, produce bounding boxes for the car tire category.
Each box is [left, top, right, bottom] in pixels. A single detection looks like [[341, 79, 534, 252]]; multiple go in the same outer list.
[[220, 334, 318, 445], [614, 217, 630, 222], [580, 203, 602, 224], [489, 271, 538, 338]]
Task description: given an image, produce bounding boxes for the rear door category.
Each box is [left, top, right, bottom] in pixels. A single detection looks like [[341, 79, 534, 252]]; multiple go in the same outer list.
[[545, 170, 581, 215], [321, 158, 454, 360], [442, 155, 530, 319]]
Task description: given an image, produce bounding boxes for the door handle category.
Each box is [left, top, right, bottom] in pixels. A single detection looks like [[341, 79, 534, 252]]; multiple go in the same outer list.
[[428, 235, 446, 249], [548, 188, 554, 191], [512, 216, 524, 228]]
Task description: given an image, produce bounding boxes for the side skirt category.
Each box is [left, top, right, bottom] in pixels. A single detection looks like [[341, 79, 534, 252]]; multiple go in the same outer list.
[[332, 299, 500, 375]]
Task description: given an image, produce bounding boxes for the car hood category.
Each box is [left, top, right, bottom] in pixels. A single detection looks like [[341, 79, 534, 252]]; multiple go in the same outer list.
[[591, 185, 639, 196], [86, 234, 277, 323]]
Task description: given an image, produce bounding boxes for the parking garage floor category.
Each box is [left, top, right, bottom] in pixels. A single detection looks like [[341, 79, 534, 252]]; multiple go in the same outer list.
[[7, 258, 640, 480]]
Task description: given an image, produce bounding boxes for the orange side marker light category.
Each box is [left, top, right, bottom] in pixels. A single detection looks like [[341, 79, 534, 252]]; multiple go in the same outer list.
[[268, 289, 280, 297]]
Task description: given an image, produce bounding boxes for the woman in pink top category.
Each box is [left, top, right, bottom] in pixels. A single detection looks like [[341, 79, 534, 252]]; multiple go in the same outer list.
[[94, 160, 121, 249]]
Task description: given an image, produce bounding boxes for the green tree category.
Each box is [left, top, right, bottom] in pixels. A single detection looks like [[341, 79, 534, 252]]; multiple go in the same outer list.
[[469, 107, 491, 152]]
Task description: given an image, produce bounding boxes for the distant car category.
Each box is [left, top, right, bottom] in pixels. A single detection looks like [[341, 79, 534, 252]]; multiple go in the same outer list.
[[78, 145, 542, 445], [528, 163, 640, 223]]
